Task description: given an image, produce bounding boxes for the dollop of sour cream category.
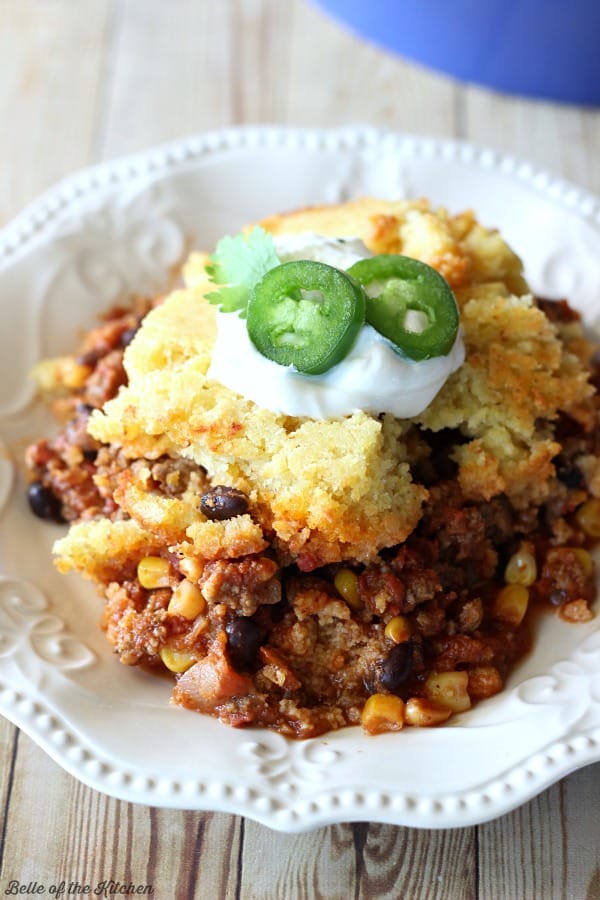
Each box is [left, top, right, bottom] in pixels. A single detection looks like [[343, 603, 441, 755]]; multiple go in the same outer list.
[[207, 234, 465, 419]]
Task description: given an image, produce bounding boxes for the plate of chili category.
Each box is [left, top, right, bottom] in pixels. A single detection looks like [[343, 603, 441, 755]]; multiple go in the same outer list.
[[0, 126, 599, 830]]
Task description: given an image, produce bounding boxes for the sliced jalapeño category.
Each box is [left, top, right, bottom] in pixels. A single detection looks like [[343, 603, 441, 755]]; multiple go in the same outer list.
[[348, 255, 459, 361], [246, 260, 366, 375]]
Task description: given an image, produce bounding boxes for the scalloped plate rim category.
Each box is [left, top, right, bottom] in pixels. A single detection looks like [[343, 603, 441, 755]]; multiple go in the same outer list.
[[3, 124, 600, 262], [1, 124, 600, 831]]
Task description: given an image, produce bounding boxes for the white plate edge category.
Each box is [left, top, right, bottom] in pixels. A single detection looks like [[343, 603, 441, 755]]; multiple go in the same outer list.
[[1, 124, 600, 830]]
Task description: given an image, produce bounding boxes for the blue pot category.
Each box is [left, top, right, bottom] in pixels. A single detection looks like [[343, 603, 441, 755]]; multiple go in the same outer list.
[[312, 0, 600, 106]]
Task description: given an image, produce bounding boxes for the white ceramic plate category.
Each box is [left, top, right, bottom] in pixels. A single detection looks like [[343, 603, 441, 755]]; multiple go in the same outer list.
[[1, 126, 600, 832]]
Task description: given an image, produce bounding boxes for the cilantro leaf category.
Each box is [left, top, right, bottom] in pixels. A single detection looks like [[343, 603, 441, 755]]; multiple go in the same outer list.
[[205, 226, 281, 315]]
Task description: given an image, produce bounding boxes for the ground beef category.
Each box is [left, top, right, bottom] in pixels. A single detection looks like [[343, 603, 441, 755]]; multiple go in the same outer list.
[[198, 556, 281, 615], [25, 301, 158, 523]]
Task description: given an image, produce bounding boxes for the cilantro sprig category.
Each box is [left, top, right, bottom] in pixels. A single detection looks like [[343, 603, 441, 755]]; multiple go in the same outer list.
[[205, 227, 281, 316]]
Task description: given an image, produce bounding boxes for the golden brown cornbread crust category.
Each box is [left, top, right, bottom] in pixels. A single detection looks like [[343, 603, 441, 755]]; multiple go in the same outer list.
[[64, 197, 597, 577], [259, 197, 530, 294]]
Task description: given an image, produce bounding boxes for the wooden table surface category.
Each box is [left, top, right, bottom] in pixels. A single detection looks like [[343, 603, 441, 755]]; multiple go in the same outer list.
[[1, 2, 600, 898]]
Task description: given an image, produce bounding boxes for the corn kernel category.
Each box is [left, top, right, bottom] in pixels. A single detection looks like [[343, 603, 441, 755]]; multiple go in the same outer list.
[[425, 670, 471, 713], [178, 556, 204, 582], [168, 580, 207, 619], [384, 615, 411, 644], [137, 555, 172, 589], [62, 358, 93, 389], [571, 547, 594, 577], [467, 666, 503, 700], [494, 583, 529, 626], [404, 697, 452, 727], [334, 568, 361, 611], [361, 693, 405, 735], [159, 647, 196, 673], [32, 357, 91, 392], [576, 499, 600, 538], [504, 544, 537, 586]]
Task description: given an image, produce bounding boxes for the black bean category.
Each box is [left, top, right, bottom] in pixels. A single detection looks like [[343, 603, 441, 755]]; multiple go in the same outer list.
[[120, 326, 139, 347], [549, 589, 568, 607], [556, 463, 584, 489], [27, 481, 65, 523], [226, 618, 265, 671], [379, 642, 415, 694], [200, 485, 249, 520], [76, 349, 102, 367]]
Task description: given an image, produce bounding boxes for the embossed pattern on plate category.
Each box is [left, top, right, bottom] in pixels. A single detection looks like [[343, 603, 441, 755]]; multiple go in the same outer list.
[[1, 126, 599, 830]]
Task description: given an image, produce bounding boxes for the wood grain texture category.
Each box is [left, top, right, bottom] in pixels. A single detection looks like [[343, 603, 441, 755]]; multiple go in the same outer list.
[[99, 0, 233, 159], [1, 1, 600, 898], [283, 1, 458, 134], [2, 733, 242, 899], [0, 720, 17, 869], [463, 87, 600, 193], [0, 0, 110, 224], [479, 765, 600, 900]]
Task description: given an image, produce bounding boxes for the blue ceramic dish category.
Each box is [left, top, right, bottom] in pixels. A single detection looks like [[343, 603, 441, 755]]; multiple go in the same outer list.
[[312, 0, 600, 106]]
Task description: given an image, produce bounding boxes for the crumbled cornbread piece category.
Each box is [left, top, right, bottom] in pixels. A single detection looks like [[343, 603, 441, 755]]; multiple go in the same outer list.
[[54, 517, 162, 583]]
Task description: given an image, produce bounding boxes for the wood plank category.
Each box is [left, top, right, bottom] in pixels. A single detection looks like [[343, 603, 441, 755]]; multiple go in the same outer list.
[[477, 766, 600, 900], [99, 0, 458, 164], [560, 764, 600, 900], [286, 1, 457, 135], [0, 717, 17, 806], [98, 0, 234, 159], [239, 822, 357, 900], [478, 783, 564, 899], [226, 0, 296, 123], [0, 0, 112, 224], [354, 823, 477, 899], [240, 819, 477, 900], [1, 731, 242, 898], [0, 719, 17, 870], [463, 84, 600, 193]]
